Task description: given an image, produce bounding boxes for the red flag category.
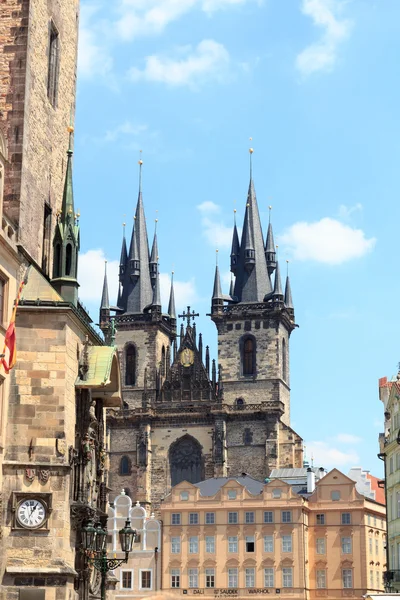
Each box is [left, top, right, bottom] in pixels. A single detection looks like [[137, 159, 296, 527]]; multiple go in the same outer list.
[[1, 267, 30, 374]]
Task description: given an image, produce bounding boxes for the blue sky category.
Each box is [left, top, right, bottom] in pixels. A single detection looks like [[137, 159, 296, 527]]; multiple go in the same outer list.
[[74, 0, 400, 476]]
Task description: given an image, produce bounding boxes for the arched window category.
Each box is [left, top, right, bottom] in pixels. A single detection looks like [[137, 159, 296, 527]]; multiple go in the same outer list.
[[243, 337, 255, 376], [235, 398, 245, 408], [120, 456, 130, 475], [125, 345, 136, 386], [65, 243, 72, 276], [282, 338, 287, 381], [169, 435, 203, 487]]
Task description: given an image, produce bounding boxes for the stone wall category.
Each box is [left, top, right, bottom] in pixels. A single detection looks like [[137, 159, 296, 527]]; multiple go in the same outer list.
[[1, 0, 79, 268], [0, 306, 97, 600]]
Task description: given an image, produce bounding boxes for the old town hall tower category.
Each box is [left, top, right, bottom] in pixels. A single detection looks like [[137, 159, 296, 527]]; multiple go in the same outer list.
[[105, 153, 303, 510]]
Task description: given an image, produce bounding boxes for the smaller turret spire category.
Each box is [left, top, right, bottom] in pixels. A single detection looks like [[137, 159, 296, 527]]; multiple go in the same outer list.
[[229, 275, 235, 298], [212, 252, 224, 315], [149, 217, 159, 283], [284, 260, 294, 310], [100, 261, 110, 310], [168, 272, 176, 321], [230, 209, 240, 275], [265, 206, 276, 276], [151, 263, 161, 310], [272, 251, 284, 304], [119, 222, 128, 283]]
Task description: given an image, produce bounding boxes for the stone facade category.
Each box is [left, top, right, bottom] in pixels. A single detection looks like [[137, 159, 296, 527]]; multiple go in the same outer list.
[[160, 469, 386, 600], [0, 284, 122, 600], [0, 0, 79, 270]]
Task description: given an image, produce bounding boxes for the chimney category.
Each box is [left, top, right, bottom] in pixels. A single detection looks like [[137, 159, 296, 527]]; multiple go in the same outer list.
[[319, 467, 326, 479], [307, 467, 316, 493]]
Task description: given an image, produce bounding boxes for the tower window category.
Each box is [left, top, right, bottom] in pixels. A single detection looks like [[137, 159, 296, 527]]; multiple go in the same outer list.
[[161, 346, 166, 376], [47, 21, 60, 107], [282, 338, 287, 381], [65, 243, 72, 276], [125, 345, 136, 386], [242, 336, 255, 376], [120, 456, 131, 475]]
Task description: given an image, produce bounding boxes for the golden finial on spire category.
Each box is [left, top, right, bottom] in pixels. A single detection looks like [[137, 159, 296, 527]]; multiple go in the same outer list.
[[138, 149, 143, 166], [286, 259, 289, 276], [216, 249, 219, 265]]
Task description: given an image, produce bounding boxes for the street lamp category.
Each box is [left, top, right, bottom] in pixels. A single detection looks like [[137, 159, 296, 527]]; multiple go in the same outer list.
[[82, 519, 136, 600]]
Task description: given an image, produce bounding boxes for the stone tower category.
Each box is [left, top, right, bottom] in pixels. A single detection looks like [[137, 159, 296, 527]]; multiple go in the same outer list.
[[0, 0, 79, 270], [106, 157, 303, 512], [211, 149, 295, 425]]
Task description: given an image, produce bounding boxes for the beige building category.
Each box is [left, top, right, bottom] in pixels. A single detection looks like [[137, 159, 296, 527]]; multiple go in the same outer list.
[[160, 469, 386, 600], [379, 374, 400, 590], [107, 492, 162, 598]]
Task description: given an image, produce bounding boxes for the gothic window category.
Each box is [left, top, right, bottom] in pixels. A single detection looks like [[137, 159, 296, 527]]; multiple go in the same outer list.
[[161, 346, 166, 376], [242, 336, 255, 376], [66, 243, 72, 276], [235, 398, 244, 408], [282, 338, 287, 381], [243, 428, 253, 446], [120, 456, 130, 475], [54, 244, 61, 278], [170, 435, 203, 487], [125, 345, 136, 386], [47, 21, 60, 107]]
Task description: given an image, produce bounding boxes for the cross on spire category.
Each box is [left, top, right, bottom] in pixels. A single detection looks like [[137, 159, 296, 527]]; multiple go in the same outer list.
[[178, 306, 199, 328]]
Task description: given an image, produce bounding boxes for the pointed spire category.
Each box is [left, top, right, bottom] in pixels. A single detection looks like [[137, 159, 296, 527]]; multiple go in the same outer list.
[[265, 207, 276, 276], [151, 263, 161, 309], [198, 333, 203, 362], [124, 156, 153, 313], [212, 264, 223, 300], [168, 272, 176, 320], [60, 128, 75, 224], [233, 146, 272, 302], [272, 258, 284, 302], [206, 346, 210, 377], [229, 275, 235, 298], [284, 261, 294, 310], [101, 261, 110, 310], [149, 217, 159, 283], [230, 209, 240, 275], [119, 222, 128, 283]]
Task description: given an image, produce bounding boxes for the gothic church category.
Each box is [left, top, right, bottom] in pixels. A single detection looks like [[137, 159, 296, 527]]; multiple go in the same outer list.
[[104, 154, 303, 510]]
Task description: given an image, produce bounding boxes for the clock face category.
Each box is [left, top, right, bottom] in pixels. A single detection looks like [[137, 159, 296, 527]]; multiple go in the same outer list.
[[17, 498, 47, 529]]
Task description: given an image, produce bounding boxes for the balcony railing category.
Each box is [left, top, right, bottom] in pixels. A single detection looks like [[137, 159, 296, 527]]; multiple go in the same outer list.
[[384, 570, 400, 585]]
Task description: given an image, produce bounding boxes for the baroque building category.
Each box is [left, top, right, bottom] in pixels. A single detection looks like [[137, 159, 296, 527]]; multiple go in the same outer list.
[[105, 153, 303, 511], [160, 469, 386, 599]]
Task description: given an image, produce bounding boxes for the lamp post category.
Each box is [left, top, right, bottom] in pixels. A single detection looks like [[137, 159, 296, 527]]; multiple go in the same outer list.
[[82, 519, 136, 600]]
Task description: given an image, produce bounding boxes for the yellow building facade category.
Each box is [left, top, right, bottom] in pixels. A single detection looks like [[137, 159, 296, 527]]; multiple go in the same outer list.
[[161, 469, 386, 600]]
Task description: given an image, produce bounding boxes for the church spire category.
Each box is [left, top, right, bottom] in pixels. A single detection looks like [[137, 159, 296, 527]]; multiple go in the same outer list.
[[230, 209, 240, 275], [284, 261, 294, 311], [149, 218, 159, 285], [124, 157, 152, 313], [51, 126, 80, 306], [168, 272, 176, 321], [265, 207, 276, 276], [272, 258, 284, 305], [233, 147, 272, 302], [119, 222, 128, 284], [211, 252, 224, 315], [151, 262, 161, 311], [99, 261, 110, 332]]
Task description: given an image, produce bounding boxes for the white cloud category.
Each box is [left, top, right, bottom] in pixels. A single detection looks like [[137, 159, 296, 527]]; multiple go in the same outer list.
[[79, 248, 198, 313], [334, 433, 363, 444], [159, 273, 198, 310], [103, 122, 148, 143], [197, 201, 236, 248], [338, 203, 363, 220], [279, 217, 376, 265], [128, 40, 230, 88], [79, 249, 119, 304], [306, 440, 359, 469], [116, 0, 257, 41], [296, 0, 352, 76], [78, 6, 113, 79]]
